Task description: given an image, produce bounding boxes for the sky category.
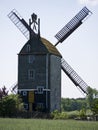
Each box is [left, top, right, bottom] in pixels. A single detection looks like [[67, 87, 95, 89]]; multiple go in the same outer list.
[[0, 0, 98, 98]]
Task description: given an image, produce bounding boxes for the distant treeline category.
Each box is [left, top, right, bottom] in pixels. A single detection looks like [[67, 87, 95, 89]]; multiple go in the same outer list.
[[61, 98, 87, 111]]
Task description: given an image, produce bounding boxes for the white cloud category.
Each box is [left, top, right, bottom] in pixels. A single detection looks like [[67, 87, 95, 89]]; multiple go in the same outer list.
[[78, 0, 98, 6]]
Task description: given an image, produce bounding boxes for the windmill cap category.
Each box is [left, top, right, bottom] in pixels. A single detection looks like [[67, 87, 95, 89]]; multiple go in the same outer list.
[[19, 37, 62, 57]]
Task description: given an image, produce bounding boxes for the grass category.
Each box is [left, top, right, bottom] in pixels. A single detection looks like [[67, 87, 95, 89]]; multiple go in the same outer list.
[[0, 118, 98, 130]]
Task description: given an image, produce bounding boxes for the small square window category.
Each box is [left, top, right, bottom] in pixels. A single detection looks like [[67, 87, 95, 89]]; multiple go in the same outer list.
[[37, 86, 44, 94], [28, 55, 35, 63], [28, 70, 35, 79], [23, 91, 27, 96], [24, 104, 28, 110]]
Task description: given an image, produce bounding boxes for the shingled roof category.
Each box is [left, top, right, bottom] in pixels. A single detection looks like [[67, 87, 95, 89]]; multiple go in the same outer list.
[[41, 37, 62, 57], [19, 36, 62, 57]]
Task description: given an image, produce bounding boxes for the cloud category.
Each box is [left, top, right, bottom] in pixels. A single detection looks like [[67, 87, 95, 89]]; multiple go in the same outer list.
[[78, 0, 98, 6]]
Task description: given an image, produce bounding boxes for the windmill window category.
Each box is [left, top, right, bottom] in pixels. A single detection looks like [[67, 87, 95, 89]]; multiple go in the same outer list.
[[28, 70, 35, 79], [37, 86, 44, 94], [28, 55, 35, 63], [23, 91, 27, 96], [26, 44, 31, 52], [24, 104, 28, 110]]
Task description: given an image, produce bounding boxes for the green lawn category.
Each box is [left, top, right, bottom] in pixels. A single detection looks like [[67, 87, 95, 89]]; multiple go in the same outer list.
[[0, 118, 98, 130]]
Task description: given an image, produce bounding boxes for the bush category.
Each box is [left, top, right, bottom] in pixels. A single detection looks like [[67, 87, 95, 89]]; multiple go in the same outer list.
[[51, 110, 68, 119], [59, 112, 68, 119], [79, 108, 87, 120], [51, 110, 60, 119], [0, 94, 24, 117], [67, 111, 79, 119]]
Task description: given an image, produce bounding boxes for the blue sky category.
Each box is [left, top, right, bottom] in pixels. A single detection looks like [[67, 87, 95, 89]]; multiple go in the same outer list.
[[0, 0, 98, 98]]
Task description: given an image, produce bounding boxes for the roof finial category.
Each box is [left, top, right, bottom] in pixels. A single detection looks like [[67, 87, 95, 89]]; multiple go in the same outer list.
[[29, 13, 40, 39]]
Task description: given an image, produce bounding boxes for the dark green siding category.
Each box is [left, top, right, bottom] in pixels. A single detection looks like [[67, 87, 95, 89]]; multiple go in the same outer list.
[[18, 54, 46, 90]]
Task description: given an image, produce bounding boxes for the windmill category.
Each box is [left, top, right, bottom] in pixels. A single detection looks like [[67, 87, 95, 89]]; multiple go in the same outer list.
[[8, 7, 92, 112]]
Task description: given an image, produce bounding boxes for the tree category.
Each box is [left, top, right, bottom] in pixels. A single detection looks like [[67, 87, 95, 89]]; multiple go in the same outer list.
[[0, 94, 24, 117], [86, 87, 94, 109], [79, 107, 86, 120], [87, 87, 98, 115], [91, 98, 98, 115], [61, 98, 87, 112]]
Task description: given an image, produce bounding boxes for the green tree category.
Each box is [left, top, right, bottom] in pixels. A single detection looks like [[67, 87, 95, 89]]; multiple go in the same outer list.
[[0, 94, 24, 117], [87, 87, 98, 115], [91, 98, 98, 115], [87, 87, 94, 109], [79, 108, 86, 120], [61, 98, 87, 112]]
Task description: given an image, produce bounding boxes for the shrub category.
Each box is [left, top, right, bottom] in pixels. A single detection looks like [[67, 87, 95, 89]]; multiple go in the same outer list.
[[59, 112, 68, 119], [67, 111, 79, 119], [79, 108, 87, 120], [51, 110, 68, 119], [0, 94, 24, 117]]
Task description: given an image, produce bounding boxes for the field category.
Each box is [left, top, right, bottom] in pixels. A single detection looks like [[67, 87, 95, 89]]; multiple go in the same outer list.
[[0, 118, 98, 130]]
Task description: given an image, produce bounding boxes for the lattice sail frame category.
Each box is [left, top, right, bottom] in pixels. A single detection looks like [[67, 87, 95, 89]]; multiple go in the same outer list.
[[8, 9, 35, 39], [55, 7, 92, 46], [61, 58, 88, 94]]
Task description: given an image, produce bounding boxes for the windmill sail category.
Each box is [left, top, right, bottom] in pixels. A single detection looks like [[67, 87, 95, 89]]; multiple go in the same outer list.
[[10, 82, 18, 94], [55, 7, 92, 46], [8, 9, 35, 39], [61, 58, 88, 94]]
